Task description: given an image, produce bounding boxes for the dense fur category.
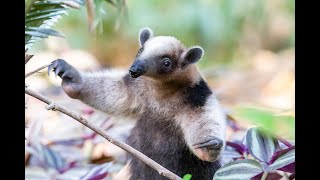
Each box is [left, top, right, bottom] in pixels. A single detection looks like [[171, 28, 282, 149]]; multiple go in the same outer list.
[[128, 112, 221, 180], [48, 27, 227, 180]]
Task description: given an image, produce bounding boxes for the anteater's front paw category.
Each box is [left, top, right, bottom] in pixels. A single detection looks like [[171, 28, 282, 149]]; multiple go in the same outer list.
[[48, 59, 82, 98], [48, 59, 79, 81]]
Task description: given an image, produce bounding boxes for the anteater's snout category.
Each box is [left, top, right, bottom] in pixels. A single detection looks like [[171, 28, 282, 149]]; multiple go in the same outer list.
[[193, 138, 223, 150], [129, 60, 146, 78], [193, 138, 224, 162], [129, 68, 143, 78]]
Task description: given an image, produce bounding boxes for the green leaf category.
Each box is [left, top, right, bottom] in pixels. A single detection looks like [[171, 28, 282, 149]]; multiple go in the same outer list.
[[246, 127, 279, 162], [26, 11, 66, 23], [26, 8, 66, 19], [231, 106, 295, 139], [268, 149, 295, 171], [27, 27, 65, 38], [213, 159, 263, 180], [182, 174, 192, 180], [25, 31, 49, 38]]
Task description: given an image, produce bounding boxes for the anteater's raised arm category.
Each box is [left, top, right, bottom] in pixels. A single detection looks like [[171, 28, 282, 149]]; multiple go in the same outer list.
[[48, 59, 143, 117]]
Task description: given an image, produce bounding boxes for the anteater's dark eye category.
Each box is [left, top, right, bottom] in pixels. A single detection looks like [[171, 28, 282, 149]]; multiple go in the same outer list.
[[163, 58, 171, 68]]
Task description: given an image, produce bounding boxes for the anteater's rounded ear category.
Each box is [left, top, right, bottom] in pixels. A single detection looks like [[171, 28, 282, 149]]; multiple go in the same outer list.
[[139, 27, 153, 47], [181, 46, 204, 67]]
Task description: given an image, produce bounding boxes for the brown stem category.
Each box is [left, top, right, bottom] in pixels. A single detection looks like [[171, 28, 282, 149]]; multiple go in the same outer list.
[[25, 54, 34, 65], [25, 87, 182, 180], [86, 0, 95, 34]]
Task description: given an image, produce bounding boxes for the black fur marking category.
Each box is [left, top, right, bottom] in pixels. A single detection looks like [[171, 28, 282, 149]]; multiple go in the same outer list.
[[183, 79, 212, 108], [127, 113, 221, 180]]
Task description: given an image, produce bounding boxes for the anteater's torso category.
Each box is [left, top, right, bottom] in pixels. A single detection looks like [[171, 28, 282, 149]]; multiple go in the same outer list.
[[124, 75, 222, 179], [127, 112, 221, 180]]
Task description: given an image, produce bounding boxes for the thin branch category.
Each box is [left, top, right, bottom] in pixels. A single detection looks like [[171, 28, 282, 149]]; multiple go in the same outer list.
[[86, 0, 95, 34], [283, 172, 290, 180], [25, 54, 34, 65], [25, 87, 182, 180], [25, 64, 50, 78], [261, 172, 268, 180], [114, 0, 128, 31]]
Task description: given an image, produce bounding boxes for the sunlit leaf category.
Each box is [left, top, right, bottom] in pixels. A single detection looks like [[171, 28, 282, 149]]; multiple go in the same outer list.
[[182, 174, 192, 180], [246, 127, 280, 162], [27, 27, 65, 37], [269, 146, 295, 164], [213, 159, 263, 180], [279, 162, 295, 173], [268, 148, 295, 172]]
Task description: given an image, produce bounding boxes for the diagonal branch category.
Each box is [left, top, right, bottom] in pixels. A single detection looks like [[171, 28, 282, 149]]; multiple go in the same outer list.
[[25, 64, 50, 78], [25, 86, 182, 180]]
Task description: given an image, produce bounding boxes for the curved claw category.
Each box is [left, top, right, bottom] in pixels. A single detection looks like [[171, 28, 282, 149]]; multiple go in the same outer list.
[[48, 63, 54, 76], [54, 64, 64, 77], [47, 59, 81, 84]]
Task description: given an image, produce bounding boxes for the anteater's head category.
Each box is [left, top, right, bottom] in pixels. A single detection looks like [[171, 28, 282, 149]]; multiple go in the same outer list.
[[129, 27, 203, 82]]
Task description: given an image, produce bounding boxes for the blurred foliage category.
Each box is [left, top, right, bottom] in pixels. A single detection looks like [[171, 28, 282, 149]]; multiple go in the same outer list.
[[31, 0, 294, 68], [231, 106, 295, 140], [28, 0, 295, 139]]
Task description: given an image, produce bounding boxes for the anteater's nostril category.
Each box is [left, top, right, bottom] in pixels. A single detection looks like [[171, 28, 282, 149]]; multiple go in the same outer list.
[[193, 138, 223, 150], [129, 69, 141, 78]]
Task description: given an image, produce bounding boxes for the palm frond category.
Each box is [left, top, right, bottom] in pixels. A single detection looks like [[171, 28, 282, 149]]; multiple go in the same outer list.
[[25, 0, 124, 49], [25, 0, 85, 49]]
